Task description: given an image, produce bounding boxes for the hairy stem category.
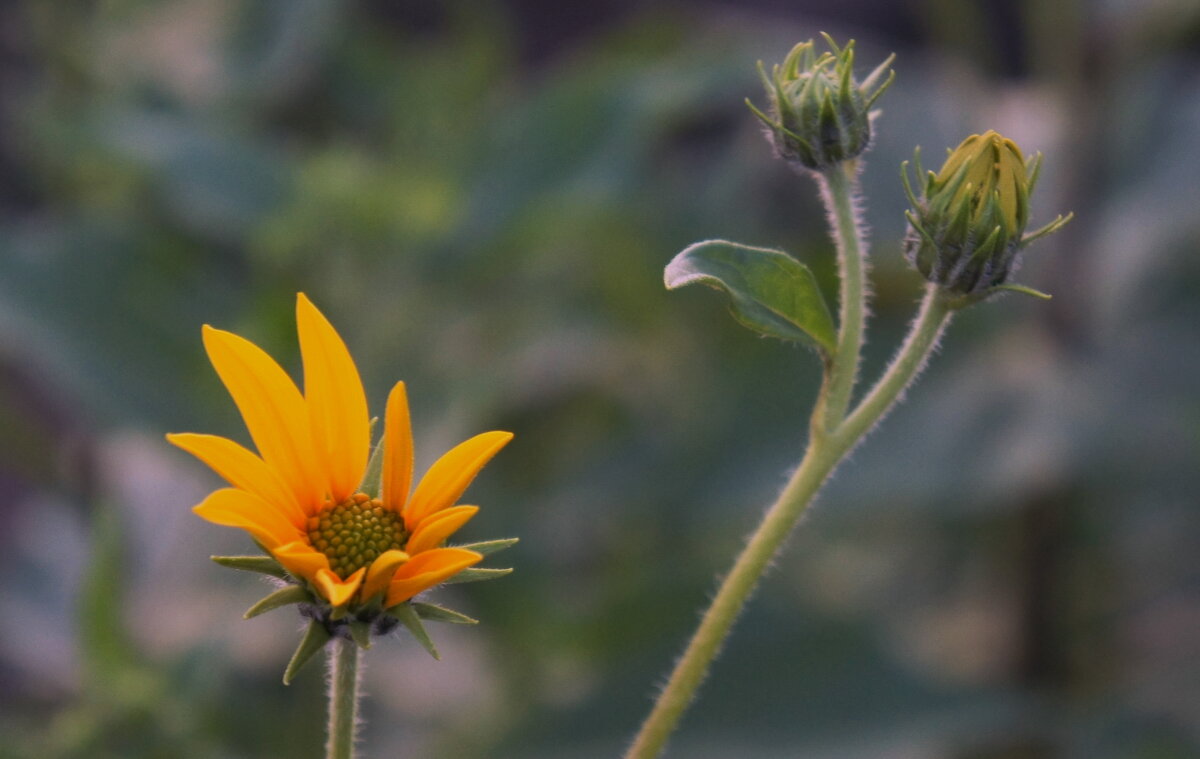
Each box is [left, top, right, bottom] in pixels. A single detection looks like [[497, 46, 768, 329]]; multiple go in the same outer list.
[[327, 637, 361, 759], [819, 161, 868, 431], [624, 441, 836, 759], [834, 284, 953, 448], [625, 285, 953, 759]]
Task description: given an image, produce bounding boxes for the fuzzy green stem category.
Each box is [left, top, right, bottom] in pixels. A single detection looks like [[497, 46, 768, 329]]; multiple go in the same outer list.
[[327, 637, 360, 759], [834, 284, 953, 447], [624, 441, 835, 759], [819, 161, 868, 431], [625, 285, 954, 759]]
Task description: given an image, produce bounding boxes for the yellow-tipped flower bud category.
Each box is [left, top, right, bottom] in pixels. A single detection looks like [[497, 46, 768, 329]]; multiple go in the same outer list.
[[902, 130, 1073, 300], [747, 34, 895, 171]]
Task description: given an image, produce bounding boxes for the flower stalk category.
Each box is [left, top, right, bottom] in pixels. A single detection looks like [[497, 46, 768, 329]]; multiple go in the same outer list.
[[327, 637, 361, 759], [818, 160, 868, 431]]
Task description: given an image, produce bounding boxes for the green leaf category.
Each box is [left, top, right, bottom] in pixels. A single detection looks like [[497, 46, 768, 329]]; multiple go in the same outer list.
[[212, 555, 289, 579], [244, 584, 313, 619], [413, 602, 479, 625], [283, 621, 331, 685], [452, 537, 519, 556], [664, 239, 837, 354], [442, 567, 513, 585], [387, 603, 440, 660]]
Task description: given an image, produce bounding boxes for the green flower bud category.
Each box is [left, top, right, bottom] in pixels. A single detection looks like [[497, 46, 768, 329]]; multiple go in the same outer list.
[[747, 33, 895, 171], [902, 130, 1073, 300]]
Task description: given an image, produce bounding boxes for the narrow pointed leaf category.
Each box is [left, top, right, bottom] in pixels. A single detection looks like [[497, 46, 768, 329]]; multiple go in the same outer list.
[[861, 53, 896, 96], [1021, 212, 1074, 245], [442, 567, 513, 585], [665, 240, 836, 354], [283, 621, 331, 684], [349, 620, 373, 649], [244, 584, 312, 619], [745, 97, 777, 129], [990, 283, 1053, 300], [212, 555, 289, 579], [387, 603, 440, 660], [452, 538, 519, 556], [413, 602, 479, 625]]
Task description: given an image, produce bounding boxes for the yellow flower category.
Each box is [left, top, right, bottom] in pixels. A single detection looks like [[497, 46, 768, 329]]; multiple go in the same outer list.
[[902, 130, 1071, 299], [168, 293, 512, 610]]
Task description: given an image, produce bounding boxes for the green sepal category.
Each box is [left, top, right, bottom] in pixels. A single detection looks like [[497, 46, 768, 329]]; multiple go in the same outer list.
[[349, 620, 373, 650], [862, 55, 896, 108], [453, 537, 519, 556], [900, 159, 921, 209], [211, 555, 289, 579], [387, 603, 440, 660], [358, 417, 384, 497], [413, 602, 479, 625], [1021, 212, 1074, 246], [359, 587, 387, 611], [664, 240, 837, 355], [443, 567, 513, 585], [283, 621, 331, 685], [1026, 151, 1045, 196], [244, 584, 313, 619], [744, 98, 814, 158], [990, 283, 1052, 300]]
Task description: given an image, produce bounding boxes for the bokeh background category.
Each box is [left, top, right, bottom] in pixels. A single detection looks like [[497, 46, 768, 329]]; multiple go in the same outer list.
[[1, 1, 1198, 757]]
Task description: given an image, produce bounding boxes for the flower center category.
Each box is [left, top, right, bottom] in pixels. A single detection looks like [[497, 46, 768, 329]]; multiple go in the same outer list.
[[307, 493, 407, 579]]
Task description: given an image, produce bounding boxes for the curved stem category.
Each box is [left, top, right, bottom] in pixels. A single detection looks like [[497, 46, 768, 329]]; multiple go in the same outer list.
[[327, 637, 361, 759], [625, 442, 838, 759], [819, 161, 868, 431], [833, 284, 953, 448], [625, 285, 954, 759]]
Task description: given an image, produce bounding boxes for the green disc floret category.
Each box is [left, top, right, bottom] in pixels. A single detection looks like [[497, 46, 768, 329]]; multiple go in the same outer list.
[[307, 494, 407, 578]]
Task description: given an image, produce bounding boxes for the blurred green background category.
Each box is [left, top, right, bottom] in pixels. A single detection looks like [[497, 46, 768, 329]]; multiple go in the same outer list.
[[1, 1, 1198, 757]]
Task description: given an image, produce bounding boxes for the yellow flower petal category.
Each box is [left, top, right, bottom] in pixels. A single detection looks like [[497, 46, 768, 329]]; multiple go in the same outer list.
[[296, 293, 370, 504], [314, 567, 365, 607], [271, 540, 332, 584], [202, 326, 325, 512], [360, 549, 410, 602], [166, 433, 305, 528], [403, 431, 513, 531], [192, 488, 304, 549], [406, 505, 479, 555], [381, 381, 413, 511], [385, 548, 482, 607]]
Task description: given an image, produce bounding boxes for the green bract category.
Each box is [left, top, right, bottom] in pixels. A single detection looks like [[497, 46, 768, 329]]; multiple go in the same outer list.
[[747, 33, 895, 171], [903, 130, 1073, 301]]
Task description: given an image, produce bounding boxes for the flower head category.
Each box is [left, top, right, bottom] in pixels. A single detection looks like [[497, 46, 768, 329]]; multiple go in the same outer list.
[[902, 130, 1073, 301], [169, 294, 513, 617], [747, 33, 895, 171]]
